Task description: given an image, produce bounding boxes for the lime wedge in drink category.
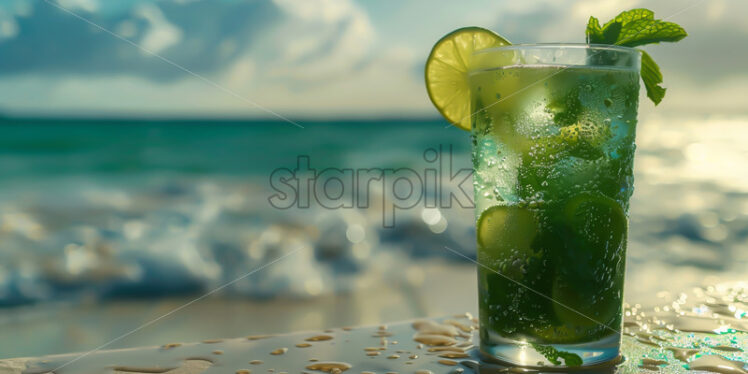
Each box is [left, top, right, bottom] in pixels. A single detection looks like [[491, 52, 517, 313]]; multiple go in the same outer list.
[[561, 120, 612, 160], [551, 281, 622, 331], [563, 193, 626, 252], [477, 205, 557, 339], [425, 27, 510, 131], [552, 193, 627, 328], [529, 118, 612, 162], [476, 205, 542, 284], [477, 205, 537, 254]]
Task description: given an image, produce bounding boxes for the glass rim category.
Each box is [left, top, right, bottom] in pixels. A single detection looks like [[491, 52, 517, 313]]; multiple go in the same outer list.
[[474, 43, 640, 55], [470, 43, 641, 72]]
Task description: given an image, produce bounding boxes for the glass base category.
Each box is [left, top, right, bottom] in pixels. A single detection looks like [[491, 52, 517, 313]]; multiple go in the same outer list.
[[480, 331, 622, 369]]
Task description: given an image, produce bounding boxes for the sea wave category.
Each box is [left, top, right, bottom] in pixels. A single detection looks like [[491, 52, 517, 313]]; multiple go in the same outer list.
[[0, 117, 745, 306]]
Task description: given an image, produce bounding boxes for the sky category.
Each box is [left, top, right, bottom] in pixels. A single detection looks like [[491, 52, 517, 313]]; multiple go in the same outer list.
[[0, 0, 746, 118]]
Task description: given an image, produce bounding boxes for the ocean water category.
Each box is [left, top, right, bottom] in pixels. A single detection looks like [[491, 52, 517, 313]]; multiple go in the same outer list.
[[0, 116, 745, 307]]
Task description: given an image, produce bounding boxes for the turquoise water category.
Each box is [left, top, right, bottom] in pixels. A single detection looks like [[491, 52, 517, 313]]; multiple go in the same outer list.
[[0, 118, 466, 177], [0, 117, 745, 308], [0, 118, 476, 306]]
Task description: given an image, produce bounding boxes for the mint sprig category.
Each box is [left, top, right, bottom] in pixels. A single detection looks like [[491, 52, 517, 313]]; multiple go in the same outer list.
[[586, 8, 687, 105]]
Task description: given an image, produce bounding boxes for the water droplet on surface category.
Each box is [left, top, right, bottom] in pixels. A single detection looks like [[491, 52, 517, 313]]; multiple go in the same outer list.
[[439, 352, 469, 359], [443, 319, 474, 333], [712, 345, 744, 352], [304, 362, 352, 373], [270, 348, 288, 355], [305, 335, 334, 342], [641, 358, 668, 366], [247, 335, 274, 341], [428, 346, 465, 353], [412, 320, 459, 336], [413, 334, 457, 346], [688, 355, 748, 374]]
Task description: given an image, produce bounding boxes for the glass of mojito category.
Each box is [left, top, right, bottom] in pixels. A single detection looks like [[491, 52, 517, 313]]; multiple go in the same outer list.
[[425, 9, 686, 368], [469, 44, 640, 367]]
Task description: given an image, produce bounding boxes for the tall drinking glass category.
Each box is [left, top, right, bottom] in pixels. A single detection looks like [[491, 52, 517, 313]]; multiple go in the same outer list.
[[470, 44, 640, 368]]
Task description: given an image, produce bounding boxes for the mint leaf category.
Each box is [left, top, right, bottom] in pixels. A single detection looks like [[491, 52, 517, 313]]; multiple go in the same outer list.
[[616, 19, 687, 47], [585, 8, 687, 105], [602, 8, 654, 31], [601, 8, 686, 47], [601, 21, 622, 44], [639, 49, 666, 105], [531, 343, 583, 367], [586, 16, 604, 44], [547, 87, 581, 126]]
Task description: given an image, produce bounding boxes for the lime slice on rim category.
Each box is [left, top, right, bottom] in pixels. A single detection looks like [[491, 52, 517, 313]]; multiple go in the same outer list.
[[425, 27, 511, 131]]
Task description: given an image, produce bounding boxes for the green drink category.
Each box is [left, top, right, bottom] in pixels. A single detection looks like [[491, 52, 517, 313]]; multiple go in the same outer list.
[[470, 45, 640, 367], [423, 10, 686, 368]]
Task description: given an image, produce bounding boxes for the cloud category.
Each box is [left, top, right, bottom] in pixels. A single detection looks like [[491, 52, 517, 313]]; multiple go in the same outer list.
[[255, 0, 376, 84], [227, 44, 429, 117], [57, 0, 98, 13], [0, 0, 376, 85], [0, 0, 282, 80], [0, 0, 397, 117], [134, 4, 181, 54], [0, 0, 747, 117], [0, 43, 427, 118]]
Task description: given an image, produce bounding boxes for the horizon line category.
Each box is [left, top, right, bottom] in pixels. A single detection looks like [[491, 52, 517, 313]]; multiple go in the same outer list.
[[0, 114, 446, 124]]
